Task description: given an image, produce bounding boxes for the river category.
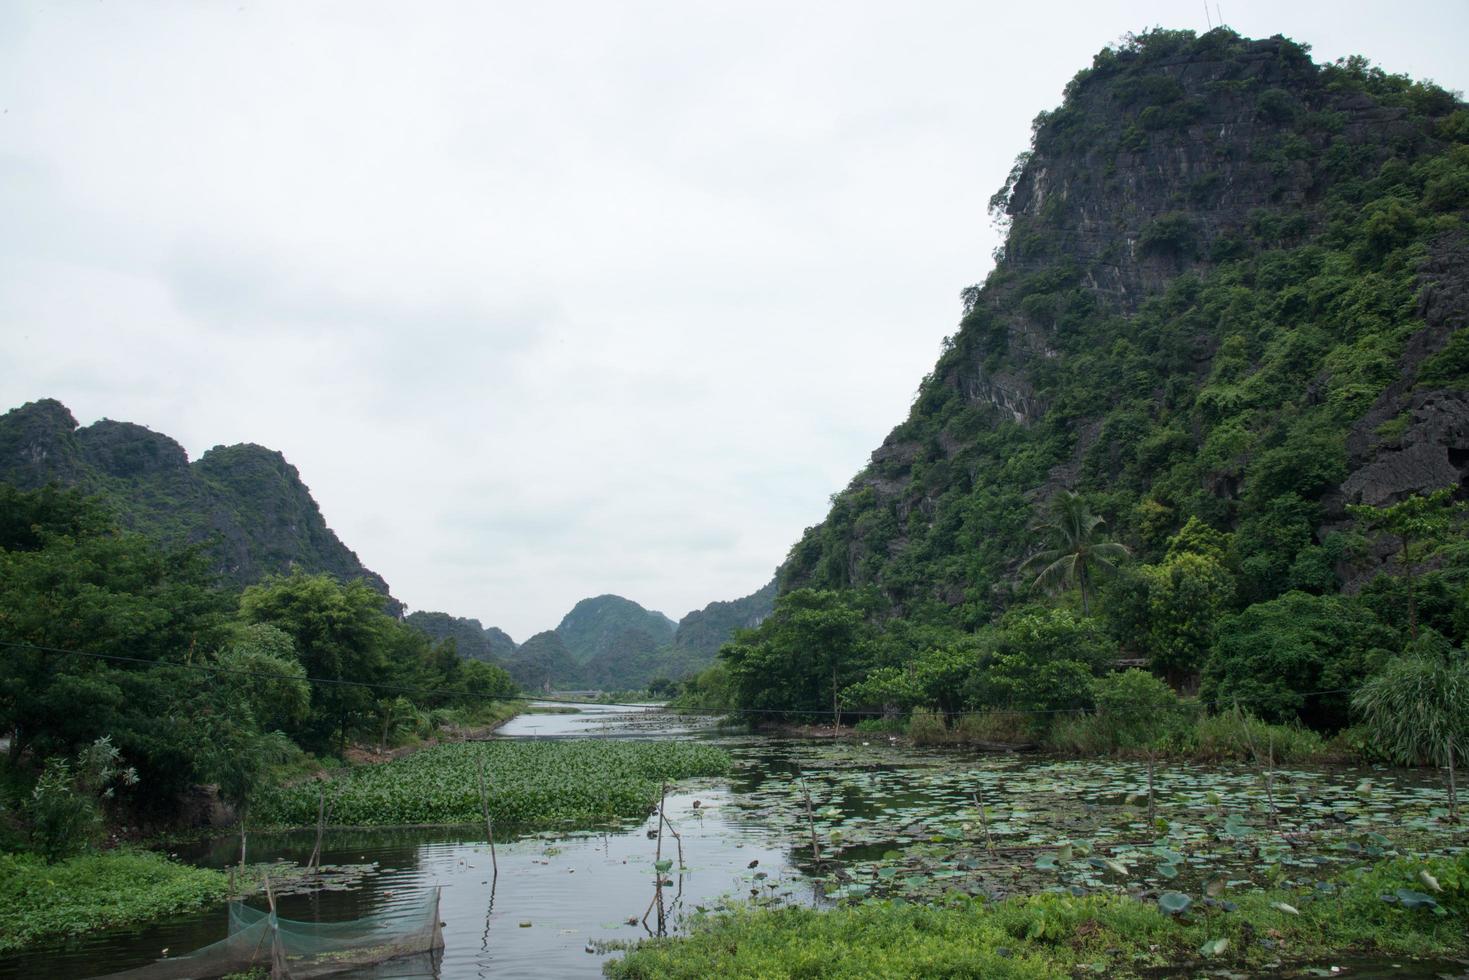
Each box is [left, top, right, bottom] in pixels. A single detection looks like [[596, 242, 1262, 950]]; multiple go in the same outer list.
[[2, 703, 1464, 979]]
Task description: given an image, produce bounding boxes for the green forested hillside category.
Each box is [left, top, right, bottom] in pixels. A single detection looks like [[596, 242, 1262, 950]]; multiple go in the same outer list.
[[0, 399, 398, 609], [555, 595, 676, 663], [403, 611, 518, 663], [673, 577, 777, 657], [712, 29, 1469, 733], [427, 585, 777, 691]]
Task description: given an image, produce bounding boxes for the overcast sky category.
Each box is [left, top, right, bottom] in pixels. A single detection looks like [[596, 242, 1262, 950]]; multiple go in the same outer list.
[[2, 2, 1466, 639]]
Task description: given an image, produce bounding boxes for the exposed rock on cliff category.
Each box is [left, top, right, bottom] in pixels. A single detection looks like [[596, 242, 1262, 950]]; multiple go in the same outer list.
[[779, 28, 1468, 621]]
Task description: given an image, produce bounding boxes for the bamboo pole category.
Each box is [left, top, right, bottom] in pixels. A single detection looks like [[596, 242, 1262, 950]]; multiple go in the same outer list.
[[477, 757, 498, 879], [307, 786, 326, 873]]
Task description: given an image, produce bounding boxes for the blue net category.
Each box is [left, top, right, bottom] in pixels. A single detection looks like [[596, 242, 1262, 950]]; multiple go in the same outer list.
[[91, 886, 443, 979]]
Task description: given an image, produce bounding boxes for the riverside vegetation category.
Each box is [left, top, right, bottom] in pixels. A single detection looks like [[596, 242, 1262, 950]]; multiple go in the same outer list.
[[0, 484, 520, 947], [254, 740, 731, 829]]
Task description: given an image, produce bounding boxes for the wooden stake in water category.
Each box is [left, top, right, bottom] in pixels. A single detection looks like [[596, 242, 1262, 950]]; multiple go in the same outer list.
[[477, 756, 498, 879], [659, 797, 685, 868], [307, 785, 326, 873], [799, 776, 822, 864], [972, 787, 995, 856]]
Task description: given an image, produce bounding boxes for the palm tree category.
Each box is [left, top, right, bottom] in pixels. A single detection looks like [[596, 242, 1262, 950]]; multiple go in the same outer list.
[[1020, 491, 1130, 616], [1352, 643, 1469, 822]]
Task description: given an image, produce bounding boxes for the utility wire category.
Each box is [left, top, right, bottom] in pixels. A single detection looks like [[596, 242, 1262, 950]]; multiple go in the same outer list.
[[0, 637, 1357, 720]]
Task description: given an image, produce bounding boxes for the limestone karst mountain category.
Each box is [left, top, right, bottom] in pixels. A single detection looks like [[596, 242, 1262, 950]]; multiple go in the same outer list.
[[0, 398, 398, 609]]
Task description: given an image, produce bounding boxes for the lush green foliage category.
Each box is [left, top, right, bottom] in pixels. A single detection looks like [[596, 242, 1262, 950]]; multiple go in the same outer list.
[[0, 849, 229, 952], [721, 589, 881, 717], [608, 853, 1469, 978], [1089, 669, 1184, 751], [25, 737, 136, 862], [0, 486, 517, 847], [1353, 637, 1469, 768], [253, 739, 729, 829], [1353, 635, 1469, 816], [1202, 591, 1395, 729], [1019, 491, 1129, 615], [722, 27, 1469, 742]]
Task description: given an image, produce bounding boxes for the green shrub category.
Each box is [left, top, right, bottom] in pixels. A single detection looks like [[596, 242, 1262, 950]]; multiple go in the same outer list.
[[1186, 711, 1328, 763], [0, 850, 228, 951], [26, 737, 137, 863], [1138, 213, 1199, 259], [954, 710, 1032, 744], [906, 708, 949, 746]]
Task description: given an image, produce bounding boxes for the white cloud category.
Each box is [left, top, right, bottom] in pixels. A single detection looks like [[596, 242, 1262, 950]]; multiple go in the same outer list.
[[2, 0, 1466, 637]]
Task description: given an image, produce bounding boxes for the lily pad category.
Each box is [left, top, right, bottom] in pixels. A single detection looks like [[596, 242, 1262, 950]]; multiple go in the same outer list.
[[1158, 891, 1192, 915], [1199, 937, 1229, 958]]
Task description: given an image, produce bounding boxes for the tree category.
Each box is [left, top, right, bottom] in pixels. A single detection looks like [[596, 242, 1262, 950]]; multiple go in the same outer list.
[[719, 589, 878, 719], [1352, 634, 1469, 821], [1350, 488, 1468, 638], [214, 624, 310, 737], [238, 571, 393, 754], [965, 608, 1117, 718], [1202, 591, 1396, 730], [843, 638, 985, 719], [1020, 492, 1130, 616], [26, 736, 137, 862], [0, 487, 227, 769], [1141, 550, 1234, 683]]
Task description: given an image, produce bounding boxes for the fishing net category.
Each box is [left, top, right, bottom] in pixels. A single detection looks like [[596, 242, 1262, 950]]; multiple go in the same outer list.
[[91, 886, 444, 979]]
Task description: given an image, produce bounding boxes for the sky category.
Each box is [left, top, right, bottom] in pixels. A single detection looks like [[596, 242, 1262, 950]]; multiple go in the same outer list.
[[2, 1, 1466, 640]]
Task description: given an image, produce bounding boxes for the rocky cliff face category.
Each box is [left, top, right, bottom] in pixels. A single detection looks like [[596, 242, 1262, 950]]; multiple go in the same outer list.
[[1341, 234, 1469, 508], [951, 33, 1449, 433], [0, 398, 398, 608], [779, 28, 1468, 616]]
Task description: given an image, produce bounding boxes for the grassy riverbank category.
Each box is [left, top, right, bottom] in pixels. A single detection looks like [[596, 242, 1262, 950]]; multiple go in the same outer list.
[[607, 853, 1469, 978], [0, 850, 229, 953], [254, 739, 731, 829]]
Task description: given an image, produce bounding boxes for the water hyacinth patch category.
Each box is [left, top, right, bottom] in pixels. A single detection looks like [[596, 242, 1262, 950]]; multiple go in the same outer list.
[[254, 740, 731, 830]]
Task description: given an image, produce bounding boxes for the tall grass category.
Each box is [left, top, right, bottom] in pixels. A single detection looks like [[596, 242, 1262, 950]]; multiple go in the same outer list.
[[1044, 708, 1330, 763]]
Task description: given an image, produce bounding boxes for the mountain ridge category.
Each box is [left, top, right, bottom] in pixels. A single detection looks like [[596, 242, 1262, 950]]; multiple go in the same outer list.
[[0, 398, 399, 609]]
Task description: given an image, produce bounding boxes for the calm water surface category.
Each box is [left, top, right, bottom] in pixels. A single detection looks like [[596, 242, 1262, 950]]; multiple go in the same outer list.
[[0, 705, 818, 979], [3, 704, 1464, 978]]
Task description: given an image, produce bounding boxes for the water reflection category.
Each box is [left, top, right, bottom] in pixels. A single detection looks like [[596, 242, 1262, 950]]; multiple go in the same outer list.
[[1, 788, 803, 979]]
